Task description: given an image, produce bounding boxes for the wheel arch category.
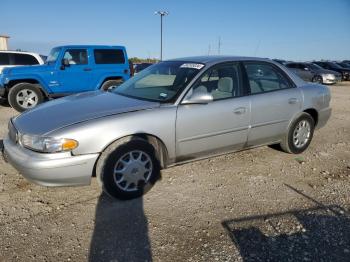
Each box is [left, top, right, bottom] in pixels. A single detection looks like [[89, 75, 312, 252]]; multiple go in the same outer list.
[[7, 79, 49, 97], [303, 108, 318, 127], [98, 76, 124, 89], [94, 133, 169, 177]]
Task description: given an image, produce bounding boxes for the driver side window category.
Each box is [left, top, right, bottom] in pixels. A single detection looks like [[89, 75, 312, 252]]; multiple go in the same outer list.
[[63, 49, 88, 65], [189, 63, 242, 101]]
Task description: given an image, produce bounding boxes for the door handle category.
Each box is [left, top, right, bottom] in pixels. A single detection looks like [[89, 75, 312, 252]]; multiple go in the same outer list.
[[288, 98, 299, 104], [234, 107, 247, 115], [83, 68, 92, 71]]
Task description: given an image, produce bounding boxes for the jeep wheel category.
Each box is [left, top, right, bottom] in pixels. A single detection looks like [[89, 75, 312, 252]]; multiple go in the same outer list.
[[8, 83, 44, 112], [101, 80, 123, 91], [96, 137, 160, 200]]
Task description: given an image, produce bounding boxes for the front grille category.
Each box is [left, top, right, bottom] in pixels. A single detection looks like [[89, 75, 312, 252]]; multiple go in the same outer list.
[[8, 120, 18, 143]]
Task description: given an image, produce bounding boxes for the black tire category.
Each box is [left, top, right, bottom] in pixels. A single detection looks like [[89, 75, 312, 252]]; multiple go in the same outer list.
[[8, 83, 44, 112], [100, 79, 123, 91], [280, 113, 315, 154], [312, 75, 323, 84], [96, 137, 160, 200]]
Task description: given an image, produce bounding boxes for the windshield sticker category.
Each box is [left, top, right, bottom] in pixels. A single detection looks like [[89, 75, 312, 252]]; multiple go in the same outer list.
[[180, 63, 205, 70]]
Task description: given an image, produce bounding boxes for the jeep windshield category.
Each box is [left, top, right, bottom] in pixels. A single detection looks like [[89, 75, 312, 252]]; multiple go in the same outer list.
[[46, 47, 61, 64], [113, 61, 205, 102]]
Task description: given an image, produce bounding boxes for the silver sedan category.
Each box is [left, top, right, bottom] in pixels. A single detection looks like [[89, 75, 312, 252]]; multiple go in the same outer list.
[[2, 56, 331, 200]]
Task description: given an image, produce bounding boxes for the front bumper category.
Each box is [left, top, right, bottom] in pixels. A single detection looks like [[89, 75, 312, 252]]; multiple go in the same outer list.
[[2, 136, 99, 186]]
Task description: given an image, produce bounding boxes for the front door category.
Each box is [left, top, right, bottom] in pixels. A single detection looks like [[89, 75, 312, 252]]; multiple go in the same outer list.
[[176, 62, 250, 160], [54, 48, 93, 93]]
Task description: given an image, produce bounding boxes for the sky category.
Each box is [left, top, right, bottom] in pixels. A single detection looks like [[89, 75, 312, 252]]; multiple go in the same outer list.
[[2, 0, 350, 61]]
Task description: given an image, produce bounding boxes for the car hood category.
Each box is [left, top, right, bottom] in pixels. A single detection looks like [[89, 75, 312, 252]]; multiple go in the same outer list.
[[2, 64, 53, 75], [13, 91, 160, 135]]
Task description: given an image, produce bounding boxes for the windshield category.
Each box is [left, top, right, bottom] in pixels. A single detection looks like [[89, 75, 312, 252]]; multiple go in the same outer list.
[[307, 63, 323, 70], [46, 47, 61, 64], [113, 61, 204, 102]]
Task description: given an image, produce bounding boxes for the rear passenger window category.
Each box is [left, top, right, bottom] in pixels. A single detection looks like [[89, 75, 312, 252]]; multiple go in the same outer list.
[[13, 54, 39, 65], [0, 53, 10, 65], [94, 49, 125, 64], [244, 62, 291, 94]]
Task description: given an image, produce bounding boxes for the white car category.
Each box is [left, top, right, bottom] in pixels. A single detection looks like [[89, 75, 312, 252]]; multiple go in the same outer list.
[[0, 51, 45, 74]]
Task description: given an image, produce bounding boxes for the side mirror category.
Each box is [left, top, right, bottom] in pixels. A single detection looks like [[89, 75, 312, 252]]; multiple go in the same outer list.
[[60, 58, 70, 70], [182, 91, 213, 105]]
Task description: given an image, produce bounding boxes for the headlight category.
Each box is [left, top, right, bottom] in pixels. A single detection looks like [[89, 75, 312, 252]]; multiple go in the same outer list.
[[20, 134, 78, 153], [322, 74, 335, 79]]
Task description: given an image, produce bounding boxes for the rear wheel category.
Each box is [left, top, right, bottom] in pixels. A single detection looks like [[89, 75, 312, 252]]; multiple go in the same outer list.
[[8, 83, 44, 112], [280, 113, 315, 154], [100, 79, 123, 91], [96, 137, 160, 200]]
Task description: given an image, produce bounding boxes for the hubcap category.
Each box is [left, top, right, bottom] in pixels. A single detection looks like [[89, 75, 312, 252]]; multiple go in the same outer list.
[[113, 150, 153, 192], [16, 89, 38, 109], [293, 120, 311, 148]]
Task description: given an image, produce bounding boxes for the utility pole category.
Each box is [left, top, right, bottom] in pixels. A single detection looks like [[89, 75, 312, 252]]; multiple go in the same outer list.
[[155, 11, 168, 61], [208, 44, 211, 56], [218, 37, 222, 55]]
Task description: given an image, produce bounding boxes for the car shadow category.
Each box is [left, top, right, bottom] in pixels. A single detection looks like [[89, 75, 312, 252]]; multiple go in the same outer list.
[[89, 193, 152, 262], [222, 184, 350, 261]]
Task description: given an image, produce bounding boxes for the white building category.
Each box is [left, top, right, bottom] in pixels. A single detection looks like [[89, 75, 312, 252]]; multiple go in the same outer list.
[[0, 35, 10, 50]]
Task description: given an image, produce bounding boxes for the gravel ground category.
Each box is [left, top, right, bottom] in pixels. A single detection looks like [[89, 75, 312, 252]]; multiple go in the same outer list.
[[0, 82, 349, 262]]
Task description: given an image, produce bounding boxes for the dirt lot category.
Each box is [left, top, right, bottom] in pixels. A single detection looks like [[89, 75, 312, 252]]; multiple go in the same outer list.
[[0, 82, 349, 262]]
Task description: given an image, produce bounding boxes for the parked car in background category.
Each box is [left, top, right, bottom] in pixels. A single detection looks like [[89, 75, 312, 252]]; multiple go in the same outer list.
[[313, 61, 350, 81], [0, 50, 45, 74], [134, 63, 154, 74], [0, 45, 130, 112], [3, 56, 331, 200], [285, 62, 341, 84], [336, 62, 350, 69]]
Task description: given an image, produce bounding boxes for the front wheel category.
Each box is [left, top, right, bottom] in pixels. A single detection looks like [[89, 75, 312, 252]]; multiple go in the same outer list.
[[96, 137, 160, 200], [8, 83, 44, 112], [280, 113, 315, 154]]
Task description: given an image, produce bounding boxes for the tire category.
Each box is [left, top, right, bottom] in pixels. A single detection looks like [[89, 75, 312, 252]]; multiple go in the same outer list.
[[8, 83, 44, 112], [100, 79, 123, 91], [312, 75, 323, 84], [280, 113, 315, 154], [96, 137, 160, 200]]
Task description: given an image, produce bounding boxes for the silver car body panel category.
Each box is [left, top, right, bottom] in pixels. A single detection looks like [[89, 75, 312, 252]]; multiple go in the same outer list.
[[14, 91, 160, 135], [3, 137, 99, 186], [3, 56, 331, 187]]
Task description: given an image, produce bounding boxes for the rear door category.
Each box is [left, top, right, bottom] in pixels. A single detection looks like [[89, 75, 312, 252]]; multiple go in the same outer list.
[[176, 62, 250, 160], [243, 61, 302, 146]]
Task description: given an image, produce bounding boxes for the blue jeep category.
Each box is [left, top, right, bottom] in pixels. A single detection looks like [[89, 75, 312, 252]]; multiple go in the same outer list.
[[0, 45, 130, 112]]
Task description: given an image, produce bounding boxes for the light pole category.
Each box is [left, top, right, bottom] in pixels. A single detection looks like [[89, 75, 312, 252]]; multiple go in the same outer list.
[[155, 11, 168, 61]]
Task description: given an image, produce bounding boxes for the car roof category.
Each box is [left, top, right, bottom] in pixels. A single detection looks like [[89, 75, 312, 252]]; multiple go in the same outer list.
[[54, 45, 126, 49], [166, 56, 272, 65]]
